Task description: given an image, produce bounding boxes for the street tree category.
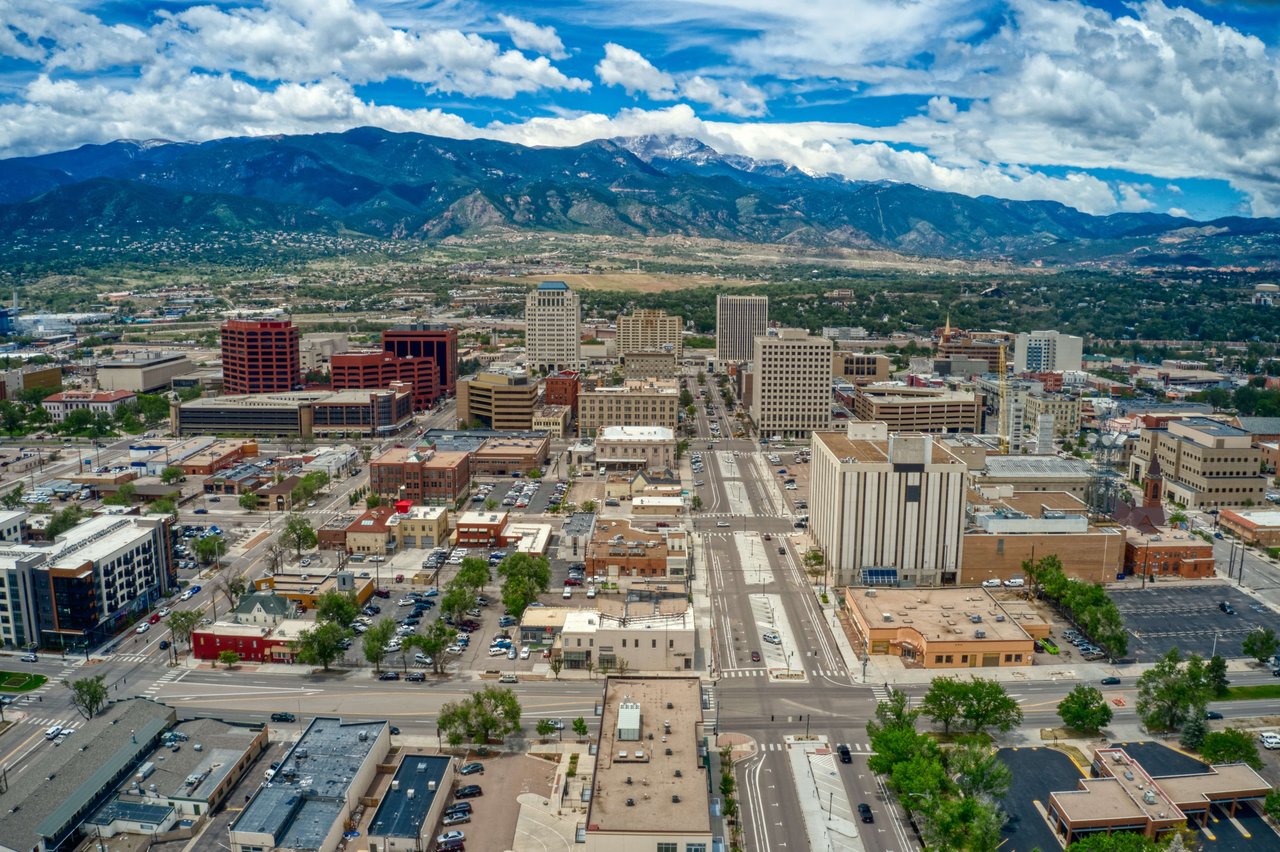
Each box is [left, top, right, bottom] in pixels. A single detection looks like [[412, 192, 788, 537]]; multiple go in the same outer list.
[[280, 513, 317, 558], [294, 621, 349, 671], [437, 685, 522, 745], [217, 650, 241, 668], [1201, 728, 1263, 769], [194, 534, 225, 567], [549, 656, 563, 680], [947, 741, 1012, 800], [572, 716, 589, 739], [167, 609, 201, 648], [867, 724, 935, 777], [1136, 648, 1211, 731], [1180, 717, 1209, 751], [536, 718, 557, 739], [1207, 654, 1231, 698], [315, 589, 359, 626], [1242, 627, 1279, 666], [1057, 685, 1114, 734], [920, 676, 968, 734], [457, 557, 491, 591], [67, 674, 109, 720], [802, 548, 827, 593], [690, 495, 703, 512], [441, 583, 477, 620], [160, 466, 185, 485], [363, 620, 396, 672], [238, 492, 261, 511], [890, 753, 949, 800], [960, 677, 1023, 735], [1266, 789, 1280, 823]]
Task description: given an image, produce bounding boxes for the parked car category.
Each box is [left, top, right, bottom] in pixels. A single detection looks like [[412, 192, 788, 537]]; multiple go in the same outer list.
[[379, 671, 400, 681], [455, 784, 483, 798], [436, 831, 465, 845], [460, 762, 485, 775], [271, 712, 296, 723], [445, 802, 473, 816], [981, 578, 1002, 588], [442, 812, 471, 827], [762, 631, 781, 645]]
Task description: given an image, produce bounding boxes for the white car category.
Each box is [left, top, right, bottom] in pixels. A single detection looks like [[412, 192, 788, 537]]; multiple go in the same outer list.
[[762, 631, 781, 645], [135, 622, 151, 634], [717, 521, 731, 528], [981, 579, 1002, 588], [1260, 732, 1280, 750], [384, 641, 402, 652], [446, 644, 464, 655], [158, 607, 171, 617], [1004, 578, 1026, 588], [179, 590, 194, 602], [520, 647, 531, 660]]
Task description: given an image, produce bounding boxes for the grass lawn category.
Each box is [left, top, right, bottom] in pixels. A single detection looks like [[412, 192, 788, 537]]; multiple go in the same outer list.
[[1221, 683, 1280, 701], [0, 671, 48, 692]]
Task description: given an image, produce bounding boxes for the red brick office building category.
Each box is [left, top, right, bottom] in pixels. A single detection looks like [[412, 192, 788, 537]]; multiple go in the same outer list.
[[221, 319, 301, 394], [330, 324, 458, 409]]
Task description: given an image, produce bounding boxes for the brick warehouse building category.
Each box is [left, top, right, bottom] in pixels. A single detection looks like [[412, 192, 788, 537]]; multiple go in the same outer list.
[[330, 325, 458, 409], [221, 319, 301, 395]]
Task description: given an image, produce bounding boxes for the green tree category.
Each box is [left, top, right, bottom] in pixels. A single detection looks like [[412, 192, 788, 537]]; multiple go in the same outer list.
[[294, 621, 349, 671], [1242, 627, 1279, 665], [66, 674, 109, 720], [280, 513, 317, 557], [1265, 789, 1280, 823], [1180, 716, 1208, 751], [239, 492, 261, 512], [0, 484, 24, 511], [147, 496, 178, 517], [167, 609, 201, 648], [436, 685, 523, 745], [497, 553, 552, 620], [572, 716, 589, 738], [315, 589, 359, 626], [890, 752, 949, 800], [363, 620, 396, 672], [457, 556, 492, 590], [867, 724, 933, 777], [441, 582, 477, 620], [484, 497, 498, 511], [415, 619, 456, 675], [581, 499, 597, 513], [217, 650, 241, 668], [920, 676, 968, 735], [802, 547, 827, 593], [160, 466, 185, 485], [536, 718, 557, 739], [195, 534, 225, 567], [1206, 654, 1231, 698], [366, 493, 383, 509], [1136, 648, 1211, 731], [947, 741, 1012, 800], [690, 495, 703, 512], [0, 400, 24, 436], [1057, 685, 1114, 733], [550, 656, 564, 680], [103, 481, 137, 506], [46, 504, 88, 538], [1200, 728, 1263, 769], [960, 677, 1023, 734]]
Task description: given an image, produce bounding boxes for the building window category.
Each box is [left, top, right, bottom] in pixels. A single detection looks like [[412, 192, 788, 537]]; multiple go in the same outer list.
[[657, 845, 678, 852], [935, 655, 944, 664]]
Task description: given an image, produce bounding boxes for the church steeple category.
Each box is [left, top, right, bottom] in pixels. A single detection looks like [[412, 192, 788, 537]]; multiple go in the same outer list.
[[1142, 455, 1163, 509]]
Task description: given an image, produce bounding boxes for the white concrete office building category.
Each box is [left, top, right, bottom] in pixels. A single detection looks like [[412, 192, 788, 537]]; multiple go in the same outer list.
[[525, 281, 581, 372], [749, 329, 833, 440], [811, 422, 968, 587], [1014, 330, 1084, 373], [716, 294, 768, 363]]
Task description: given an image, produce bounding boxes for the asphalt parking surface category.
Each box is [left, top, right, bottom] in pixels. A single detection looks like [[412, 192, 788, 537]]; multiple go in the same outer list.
[[1108, 741, 1207, 775], [997, 747, 1084, 852], [1110, 586, 1274, 661]]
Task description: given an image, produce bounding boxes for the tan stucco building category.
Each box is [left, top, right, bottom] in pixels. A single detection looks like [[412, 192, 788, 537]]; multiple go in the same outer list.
[[616, 309, 682, 357], [578, 379, 679, 437], [843, 586, 1048, 669], [1130, 417, 1268, 509], [457, 367, 539, 431]]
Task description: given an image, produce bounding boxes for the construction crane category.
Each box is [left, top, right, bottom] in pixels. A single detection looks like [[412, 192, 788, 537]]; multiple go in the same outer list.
[[997, 342, 1010, 454]]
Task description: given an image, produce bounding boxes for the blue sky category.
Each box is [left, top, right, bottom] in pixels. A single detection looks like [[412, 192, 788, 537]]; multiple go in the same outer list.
[[2, 0, 1279, 219]]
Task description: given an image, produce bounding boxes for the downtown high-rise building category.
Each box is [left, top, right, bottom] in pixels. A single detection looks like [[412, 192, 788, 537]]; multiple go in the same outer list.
[[616, 308, 682, 356], [748, 328, 833, 440], [716, 294, 768, 363], [221, 319, 301, 394], [525, 281, 581, 372]]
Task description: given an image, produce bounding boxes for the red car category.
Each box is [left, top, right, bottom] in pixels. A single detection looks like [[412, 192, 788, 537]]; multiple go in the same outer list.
[[373, 589, 391, 599], [148, 613, 162, 625], [750, 651, 761, 663], [563, 578, 582, 586]]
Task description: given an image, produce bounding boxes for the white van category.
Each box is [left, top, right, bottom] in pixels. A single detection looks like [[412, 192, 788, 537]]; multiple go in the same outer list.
[[586, 586, 597, 599], [44, 724, 63, 740], [563, 586, 573, 599]]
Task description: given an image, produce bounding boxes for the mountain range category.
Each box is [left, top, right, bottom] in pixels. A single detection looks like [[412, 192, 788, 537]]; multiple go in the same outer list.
[[1, 126, 1278, 265]]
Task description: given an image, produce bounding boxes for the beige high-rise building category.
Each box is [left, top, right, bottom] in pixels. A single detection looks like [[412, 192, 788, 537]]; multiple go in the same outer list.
[[749, 329, 833, 440], [716, 294, 768, 363], [578, 379, 679, 437], [457, 367, 539, 431], [525, 281, 580, 372], [1130, 417, 1267, 509], [812, 422, 968, 587], [616, 309, 682, 357]]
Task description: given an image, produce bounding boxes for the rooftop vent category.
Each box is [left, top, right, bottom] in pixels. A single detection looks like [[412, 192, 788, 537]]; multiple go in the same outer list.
[[674, 770, 682, 777], [672, 795, 681, 803]]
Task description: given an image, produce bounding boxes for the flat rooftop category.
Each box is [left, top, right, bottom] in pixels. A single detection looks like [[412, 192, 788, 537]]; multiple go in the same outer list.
[[563, 512, 597, 537], [233, 717, 386, 849], [129, 718, 262, 801], [1222, 509, 1280, 528], [813, 431, 962, 465], [368, 755, 450, 839], [1174, 417, 1251, 438], [979, 455, 1094, 478], [47, 515, 162, 569], [587, 677, 710, 837], [849, 587, 1038, 642], [598, 426, 675, 442]]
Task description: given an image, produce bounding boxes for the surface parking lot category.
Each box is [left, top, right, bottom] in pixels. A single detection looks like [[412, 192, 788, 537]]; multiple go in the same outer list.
[[1111, 585, 1275, 661]]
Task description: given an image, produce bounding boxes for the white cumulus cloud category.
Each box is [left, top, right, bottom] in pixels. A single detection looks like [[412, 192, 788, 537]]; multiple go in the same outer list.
[[497, 14, 568, 60], [596, 43, 679, 100]]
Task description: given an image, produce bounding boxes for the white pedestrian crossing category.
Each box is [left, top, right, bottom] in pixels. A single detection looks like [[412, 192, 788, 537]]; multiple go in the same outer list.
[[22, 715, 76, 728], [758, 741, 873, 753], [871, 685, 893, 703], [111, 653, 151, 663]]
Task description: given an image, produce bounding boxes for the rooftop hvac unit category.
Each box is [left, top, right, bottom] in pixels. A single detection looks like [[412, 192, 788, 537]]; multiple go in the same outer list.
[[428, 781, 436, 791], [358, 731, 368, 742], [975, 630, 986, 639], [407, 789, 415, 799], [392, 780, 400, 791], [193, 744, 203, 751], [1143, 790, 1157, 805]]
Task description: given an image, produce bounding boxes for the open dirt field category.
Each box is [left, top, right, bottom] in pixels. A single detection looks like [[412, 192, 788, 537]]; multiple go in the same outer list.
[[499, 272, 761, 293]]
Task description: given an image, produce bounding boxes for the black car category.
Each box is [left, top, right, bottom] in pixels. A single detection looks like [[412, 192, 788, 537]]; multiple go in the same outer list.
[[1219, 601, 1236, 615], [1205, 710, 1224, 720], [837, 744, 852, 764], [406, 671, 426, 682], [857, 803, 874, 823], [389, 725, 401, 735], [378, 671, 400, 681], [270, 712, 296, 723], [1101, 676, 1121, 686], [445, 801, 473, 816], [455, 784, 483, 798]]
